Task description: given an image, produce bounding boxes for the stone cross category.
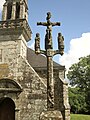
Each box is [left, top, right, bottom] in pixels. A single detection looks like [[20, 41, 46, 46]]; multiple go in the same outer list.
[[35, 12, 64, 111]]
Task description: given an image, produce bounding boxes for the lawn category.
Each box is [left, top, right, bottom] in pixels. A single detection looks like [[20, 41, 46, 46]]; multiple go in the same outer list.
[[70, 114, 90, 120]]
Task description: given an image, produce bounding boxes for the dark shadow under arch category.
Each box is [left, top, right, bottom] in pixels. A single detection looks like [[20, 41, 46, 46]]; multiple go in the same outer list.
[[16, 2, 20, 19], [7, 2, 12, 19], [0, 97, 15, 120]]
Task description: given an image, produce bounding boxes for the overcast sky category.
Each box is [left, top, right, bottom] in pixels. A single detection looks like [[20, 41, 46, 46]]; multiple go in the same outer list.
[[0, 0, 90, 71]]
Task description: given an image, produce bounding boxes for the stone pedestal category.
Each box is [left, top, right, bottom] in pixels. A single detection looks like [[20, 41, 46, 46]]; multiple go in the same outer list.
[[40, 110, 63, 120]]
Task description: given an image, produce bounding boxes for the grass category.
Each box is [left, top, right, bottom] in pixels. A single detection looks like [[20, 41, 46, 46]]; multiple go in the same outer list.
[[70, 114, 90, 120]]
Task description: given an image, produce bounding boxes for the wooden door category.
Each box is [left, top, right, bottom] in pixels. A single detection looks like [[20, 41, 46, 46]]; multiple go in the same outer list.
[[0, 98, 15, 120]]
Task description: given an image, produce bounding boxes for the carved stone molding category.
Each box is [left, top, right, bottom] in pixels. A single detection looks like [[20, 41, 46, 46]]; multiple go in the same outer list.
[[0, 79, 22, 94]]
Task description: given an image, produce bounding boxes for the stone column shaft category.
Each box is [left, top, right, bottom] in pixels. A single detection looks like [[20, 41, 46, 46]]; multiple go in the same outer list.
[[47, 56, 54, 110], [20, 2, 25, 19], [12, 2, 16, 20], [2, 3, 7, 21]]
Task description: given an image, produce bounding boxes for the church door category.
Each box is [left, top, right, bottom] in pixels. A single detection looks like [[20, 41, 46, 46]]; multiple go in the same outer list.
[[0, 98, 15, 120]]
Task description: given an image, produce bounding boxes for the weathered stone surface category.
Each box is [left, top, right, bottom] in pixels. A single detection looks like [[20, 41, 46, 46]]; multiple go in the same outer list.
[[0, 53, 47, 120], [0, 1, 46, 120], [40, 110, 63, 120], [0, 64, 9, 78], [36, 68, 70, 120], [0, 0, 70, 120]]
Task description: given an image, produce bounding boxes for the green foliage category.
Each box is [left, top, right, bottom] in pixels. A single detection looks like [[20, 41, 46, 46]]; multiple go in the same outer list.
[[67, 55, 90, 90], [69, 87, 87, 114], [67, 55, 90, 114], [70, 114, 90, 120]]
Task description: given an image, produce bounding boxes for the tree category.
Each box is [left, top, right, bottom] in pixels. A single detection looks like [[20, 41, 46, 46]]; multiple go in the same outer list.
[[69, 87, 87, 114], [67, 55, 90, 114]]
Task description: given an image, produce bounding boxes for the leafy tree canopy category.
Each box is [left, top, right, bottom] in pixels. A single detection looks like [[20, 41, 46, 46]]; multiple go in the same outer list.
[[67, 55, 90, 92], [67, 55, 90, 114], [69, 87, 87, 114]]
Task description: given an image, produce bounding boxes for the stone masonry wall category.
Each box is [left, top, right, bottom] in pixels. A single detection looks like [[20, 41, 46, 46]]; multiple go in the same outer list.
[[0, 55, 47, 120], [16, 57, 47, 120], [0, 37, 47, 120]]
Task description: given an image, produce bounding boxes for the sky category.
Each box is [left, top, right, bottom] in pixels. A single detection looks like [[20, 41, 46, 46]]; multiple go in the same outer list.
[[0, 0, 90, 71]]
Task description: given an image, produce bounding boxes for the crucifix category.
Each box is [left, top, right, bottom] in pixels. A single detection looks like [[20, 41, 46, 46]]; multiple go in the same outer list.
[[35, 12, 64, 111]]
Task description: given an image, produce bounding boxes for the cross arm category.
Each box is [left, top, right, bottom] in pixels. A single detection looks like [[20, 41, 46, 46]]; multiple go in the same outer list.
[[37, 22, 48, 26], [52, 22, 61, 26]]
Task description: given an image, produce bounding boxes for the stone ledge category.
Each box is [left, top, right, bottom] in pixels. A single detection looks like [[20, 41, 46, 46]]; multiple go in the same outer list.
[[0, 19, 32, 41], [40, 110, 63, 120]]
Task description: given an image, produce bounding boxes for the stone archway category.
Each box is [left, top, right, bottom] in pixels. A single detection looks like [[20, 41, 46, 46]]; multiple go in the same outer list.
[[0, 79, 22, 94], [0, 97, 15, 120]]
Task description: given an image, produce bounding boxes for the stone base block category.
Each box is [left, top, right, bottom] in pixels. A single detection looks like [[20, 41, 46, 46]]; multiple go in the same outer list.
[[40, 110, 63, 120]]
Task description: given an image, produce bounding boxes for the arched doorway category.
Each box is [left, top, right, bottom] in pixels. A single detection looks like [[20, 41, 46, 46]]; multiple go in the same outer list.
[[0, 98, 15, 120]]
